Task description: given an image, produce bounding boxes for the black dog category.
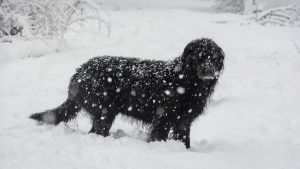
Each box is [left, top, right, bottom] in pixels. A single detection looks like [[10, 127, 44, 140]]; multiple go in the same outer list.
[[30, 38, 224, 148]]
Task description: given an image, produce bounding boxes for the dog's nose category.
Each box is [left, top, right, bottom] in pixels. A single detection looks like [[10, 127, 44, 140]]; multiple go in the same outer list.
[[203, 62, 215, 75], [204, 68, 214, 75]]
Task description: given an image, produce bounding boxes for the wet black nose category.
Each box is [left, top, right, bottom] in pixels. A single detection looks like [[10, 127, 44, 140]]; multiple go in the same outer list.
[[204, 68, 214, 75], [203, 62, 215, 75]]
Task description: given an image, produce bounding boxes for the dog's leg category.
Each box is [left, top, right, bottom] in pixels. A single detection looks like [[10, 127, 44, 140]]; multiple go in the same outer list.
[[148, 117, 172, 142], [89, 109, 118, 137], [172, 122, 191, 149], [89, 125, 96, 133]]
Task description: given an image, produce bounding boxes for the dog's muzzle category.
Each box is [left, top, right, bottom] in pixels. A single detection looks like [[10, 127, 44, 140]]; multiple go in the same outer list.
[[197, 62, 219, 80]]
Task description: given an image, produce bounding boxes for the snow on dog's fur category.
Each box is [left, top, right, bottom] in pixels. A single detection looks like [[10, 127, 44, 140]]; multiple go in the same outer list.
[[30, 38, 224, 148]]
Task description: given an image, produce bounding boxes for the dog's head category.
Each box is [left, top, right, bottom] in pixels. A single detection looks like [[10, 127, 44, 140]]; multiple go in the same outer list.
[[181, 38, 224, 80]]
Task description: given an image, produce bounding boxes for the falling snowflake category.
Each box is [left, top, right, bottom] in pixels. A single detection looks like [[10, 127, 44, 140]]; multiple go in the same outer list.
[[128, 106, 133, 111], [107, 77, 112, 83], [164, 90, 171, 95], [103, 92, 107, 96], [116, 88, 121, 93], [179, 74, 184, 79], [102, 108, 107, 114], [156, 106, 165, 117], [77, 79, 82, 83], [174, 65, 182, 72], [176, 87, 185, 94], [131, 90, 136, 96], [188, 109, 192, 113]]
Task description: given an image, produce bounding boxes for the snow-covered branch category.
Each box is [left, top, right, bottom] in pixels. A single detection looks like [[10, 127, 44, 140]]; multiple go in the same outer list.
[[0, 0, 110, 39], [255, 6, 300, 26]]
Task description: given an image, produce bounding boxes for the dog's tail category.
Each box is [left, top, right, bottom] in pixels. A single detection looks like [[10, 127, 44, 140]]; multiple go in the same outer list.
[[30, 79, 82, 125], [30, 98, 81, 125]]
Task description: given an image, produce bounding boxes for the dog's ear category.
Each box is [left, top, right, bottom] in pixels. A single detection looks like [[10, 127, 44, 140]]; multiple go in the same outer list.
[[218, 47, 225, 71], [182, 44, 192, 59], [181, 41, 198, 70]]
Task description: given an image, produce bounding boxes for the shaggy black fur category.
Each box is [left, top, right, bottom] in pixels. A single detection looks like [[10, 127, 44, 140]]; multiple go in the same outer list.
[[30, 38, 224, 148]]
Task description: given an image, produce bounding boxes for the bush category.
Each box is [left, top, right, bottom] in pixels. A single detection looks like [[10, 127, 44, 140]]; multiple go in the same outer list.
[[0, 0, 23, 37], [0, 0, 109, 39]]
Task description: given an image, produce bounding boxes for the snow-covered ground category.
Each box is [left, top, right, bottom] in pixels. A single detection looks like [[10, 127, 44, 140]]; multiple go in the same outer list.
[[1, 2, 300, 169]]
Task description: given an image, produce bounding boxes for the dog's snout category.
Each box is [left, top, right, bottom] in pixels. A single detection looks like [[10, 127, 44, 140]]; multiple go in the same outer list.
[[203, 62, 215, 75], [204, 68, 214, 75]]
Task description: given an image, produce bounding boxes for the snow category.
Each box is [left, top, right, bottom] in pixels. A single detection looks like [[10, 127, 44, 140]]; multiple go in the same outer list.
[[156, 106, 165, 117], [176, 87, 186, 94], [164, 90, 171, 95], [1, 1, 300, 169], [131, 90, 136, 96], [102, 108, 107, 114], [107, 77, 112, 82], [103, 0, 215, 10]]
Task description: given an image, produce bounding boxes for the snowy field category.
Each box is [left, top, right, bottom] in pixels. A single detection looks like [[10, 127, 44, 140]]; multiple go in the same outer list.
[[1, 2, 300, 169]]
